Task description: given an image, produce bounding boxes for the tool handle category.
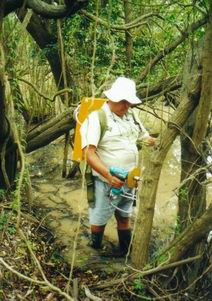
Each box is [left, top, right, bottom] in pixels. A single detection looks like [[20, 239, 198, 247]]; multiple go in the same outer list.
[[109, 167, 128, 196]]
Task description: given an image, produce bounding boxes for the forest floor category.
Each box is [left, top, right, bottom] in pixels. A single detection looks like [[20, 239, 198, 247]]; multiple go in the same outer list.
[[2, 138, 204, 301]]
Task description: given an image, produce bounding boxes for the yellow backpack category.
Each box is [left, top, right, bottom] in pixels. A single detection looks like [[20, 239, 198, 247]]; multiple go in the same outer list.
[[72, 97, 107, 162]]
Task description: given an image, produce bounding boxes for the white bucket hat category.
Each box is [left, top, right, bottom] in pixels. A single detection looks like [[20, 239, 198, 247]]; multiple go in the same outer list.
[[103, 76, 141, 104]]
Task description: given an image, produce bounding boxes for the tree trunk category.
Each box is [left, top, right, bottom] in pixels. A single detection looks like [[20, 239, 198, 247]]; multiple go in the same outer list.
[[123, 0, 133, 75], [26, 107, 75, 153], [179, 112, 207, 232], [138, 75, 182, 102], [0, 75, 17, 190], [177, 3, 212, 289], [161, 204, 212, 264], [0, 3, 17, 190], [0, 1, 88, 189], [131, 46, 202, 268], [192, 4, 212, 148], [178, 37, 207, 230], [131, 83, 201, 268], [17, 10, 75, 98], [157, 204, 212, 292]]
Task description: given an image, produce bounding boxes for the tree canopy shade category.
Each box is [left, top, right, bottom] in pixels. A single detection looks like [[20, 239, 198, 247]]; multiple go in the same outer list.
[[4, 0, 88, 18]]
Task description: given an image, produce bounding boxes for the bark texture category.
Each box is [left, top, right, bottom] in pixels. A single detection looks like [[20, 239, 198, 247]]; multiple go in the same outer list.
[[5, 0, 88, 18], [26, 107, 75, 153], [131, 46, 202, 268], [0, 2, 17, 189], [132, 5, 212, 269], [178, 40, 205, 230], [176, 3, 212, 289], [162, 204, 212, 263]]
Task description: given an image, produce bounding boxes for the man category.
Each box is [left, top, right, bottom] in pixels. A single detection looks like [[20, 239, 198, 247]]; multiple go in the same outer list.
[[80, 76, 156, 256]]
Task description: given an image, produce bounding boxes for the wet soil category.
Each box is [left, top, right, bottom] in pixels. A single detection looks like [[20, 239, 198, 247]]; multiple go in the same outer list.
[[27, 138, 183, 273]]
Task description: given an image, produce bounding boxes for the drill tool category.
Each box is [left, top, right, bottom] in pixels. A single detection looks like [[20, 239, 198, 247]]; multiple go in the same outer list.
[[109, 166, 140, 200], [109, 166, 128, 196]]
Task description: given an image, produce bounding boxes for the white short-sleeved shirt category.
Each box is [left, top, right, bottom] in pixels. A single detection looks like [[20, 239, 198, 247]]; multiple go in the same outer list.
[[80, 102, 149, 182]]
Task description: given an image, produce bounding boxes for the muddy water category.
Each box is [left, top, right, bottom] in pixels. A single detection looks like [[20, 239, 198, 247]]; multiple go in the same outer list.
[[28, 138, 211, 270]]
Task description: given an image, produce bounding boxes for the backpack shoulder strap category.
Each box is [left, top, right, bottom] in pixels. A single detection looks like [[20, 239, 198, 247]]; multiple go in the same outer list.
[[97, 108, 108, 142]]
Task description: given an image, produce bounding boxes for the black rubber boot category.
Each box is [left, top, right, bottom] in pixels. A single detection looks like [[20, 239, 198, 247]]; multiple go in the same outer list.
[[118, 229, 132, 255], [90, 232, 104, 249]]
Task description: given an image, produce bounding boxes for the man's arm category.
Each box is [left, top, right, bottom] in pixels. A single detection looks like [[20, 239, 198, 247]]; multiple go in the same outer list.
[[83, 145, 124, 189]]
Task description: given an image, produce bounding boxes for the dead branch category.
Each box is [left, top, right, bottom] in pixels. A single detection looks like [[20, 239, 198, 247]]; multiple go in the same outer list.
[[122, 261, 212, 300], [175, 162, 212, 192], [14, 125, 25, 228], [0, 257, 46, 285], [82, 285, 102, 301], [0, 257, 74, 301], [94, 255, 201, 289], [18, 229, 75, 301]]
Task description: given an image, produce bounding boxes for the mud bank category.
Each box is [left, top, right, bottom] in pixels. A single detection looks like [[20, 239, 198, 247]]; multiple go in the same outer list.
[[27, 137, 184, 271]]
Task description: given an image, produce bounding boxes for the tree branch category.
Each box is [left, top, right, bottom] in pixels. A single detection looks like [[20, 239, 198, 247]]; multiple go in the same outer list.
[[0, 243, 74, 301], [81, 9, 160, 31], [160, 204, 212, 263], [137, 75, 182, 101], [138, 16, 208, 81], [94, 255, 202, 289], [5, 0, 88, 18], [26, 107, 75, 153], [14, 77, 72, 102]]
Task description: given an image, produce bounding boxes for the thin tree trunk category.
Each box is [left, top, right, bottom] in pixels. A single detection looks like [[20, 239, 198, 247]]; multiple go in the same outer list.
[[57, 17, 70, 177], [179, 141, 207, 231], [17, 10, 74, 95], [131, 51, 202, 268], [161, 204, 212, 264], [178, 0, 212, 233], [131, 84, 200, 268], [192, 4, 212, 148], [0, 2, 17, 190], [123, 0, 133, 75]]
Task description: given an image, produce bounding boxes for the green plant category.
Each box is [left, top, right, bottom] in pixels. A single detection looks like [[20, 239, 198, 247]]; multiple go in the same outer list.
[[0, 212, 8, 231], [0, 212, 16, 235], [50, 250, 64, 264], [133, 275, 145, 292], [0, 189, 5, 200], [157, 253, 169, 264], [178, 186, 189, 202]]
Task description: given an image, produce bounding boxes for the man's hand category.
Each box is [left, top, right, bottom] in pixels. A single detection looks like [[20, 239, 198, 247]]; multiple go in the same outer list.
[[143, 136, 158, 147], [83, 145, 126, 187], [107, 174, 125, 189]]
